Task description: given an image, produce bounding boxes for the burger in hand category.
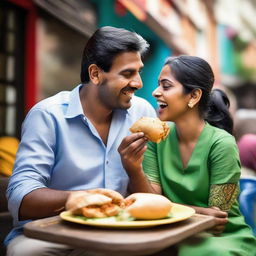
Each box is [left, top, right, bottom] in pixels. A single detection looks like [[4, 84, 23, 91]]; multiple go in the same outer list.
[[130, 117, 170, 143], [65, 188, 125, 218]]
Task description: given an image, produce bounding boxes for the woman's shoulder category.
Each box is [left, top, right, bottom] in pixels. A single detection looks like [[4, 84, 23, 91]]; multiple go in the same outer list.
[[205, 122, 236, 145]]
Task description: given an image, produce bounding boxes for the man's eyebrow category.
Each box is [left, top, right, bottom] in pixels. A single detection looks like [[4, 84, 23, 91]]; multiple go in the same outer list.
[[120, 69, 135, 73], [119, 68, 139, 74]]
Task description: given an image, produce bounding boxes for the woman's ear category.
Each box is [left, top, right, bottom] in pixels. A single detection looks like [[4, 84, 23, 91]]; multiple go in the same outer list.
[[88, 64, 102, 85], [188, 89, 202, 107]]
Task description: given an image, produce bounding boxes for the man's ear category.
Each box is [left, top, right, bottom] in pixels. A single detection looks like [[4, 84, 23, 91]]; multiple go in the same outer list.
[[88, 64, 102, 85], [189, 89, 202, 106]]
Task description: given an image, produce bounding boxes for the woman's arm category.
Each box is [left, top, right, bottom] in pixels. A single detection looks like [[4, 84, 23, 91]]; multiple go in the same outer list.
[[208, 183, 239, 211], [205, 135, 241, 233], [190, 205, 228, 234]]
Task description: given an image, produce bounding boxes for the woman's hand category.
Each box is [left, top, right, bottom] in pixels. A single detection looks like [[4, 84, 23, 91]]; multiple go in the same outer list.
[[195, 206, 228, 235], [118, 132, 147, 177]]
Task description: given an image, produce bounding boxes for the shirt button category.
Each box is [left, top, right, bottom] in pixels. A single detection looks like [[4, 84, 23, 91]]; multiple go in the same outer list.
[[106, 160, 109, 164]]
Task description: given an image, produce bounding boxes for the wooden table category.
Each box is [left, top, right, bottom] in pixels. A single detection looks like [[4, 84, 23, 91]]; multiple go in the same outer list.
[[24, 214, 215, 256]]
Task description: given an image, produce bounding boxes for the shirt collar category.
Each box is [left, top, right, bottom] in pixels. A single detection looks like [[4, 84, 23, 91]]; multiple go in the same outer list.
[[65, 84, 133, 118], [65, 84, 84, 119]]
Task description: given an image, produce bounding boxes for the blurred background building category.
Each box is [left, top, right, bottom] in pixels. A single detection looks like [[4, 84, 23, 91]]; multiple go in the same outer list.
[[1, 0, 256, 139]]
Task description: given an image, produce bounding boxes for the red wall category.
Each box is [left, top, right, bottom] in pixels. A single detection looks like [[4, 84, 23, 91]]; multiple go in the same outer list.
[[8, 0, 37, 112]]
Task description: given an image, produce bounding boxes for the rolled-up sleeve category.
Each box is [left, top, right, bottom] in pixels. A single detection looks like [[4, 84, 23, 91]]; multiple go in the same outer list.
[[6, 108, 56, 222]]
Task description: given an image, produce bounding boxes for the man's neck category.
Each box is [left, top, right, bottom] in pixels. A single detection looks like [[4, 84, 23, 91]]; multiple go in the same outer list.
[[79, 84, 112, 124]]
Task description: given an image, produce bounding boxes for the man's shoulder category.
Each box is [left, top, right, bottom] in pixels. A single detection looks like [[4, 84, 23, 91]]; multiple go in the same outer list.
[[31, 91, 70, 113]]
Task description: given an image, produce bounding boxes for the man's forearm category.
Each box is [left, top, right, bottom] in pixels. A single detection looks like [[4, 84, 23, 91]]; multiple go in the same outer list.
[[19, 188, 71, 220]]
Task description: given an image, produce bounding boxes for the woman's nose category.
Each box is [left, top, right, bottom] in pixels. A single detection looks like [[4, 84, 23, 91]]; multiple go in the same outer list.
[[152, 89, 162, 98]]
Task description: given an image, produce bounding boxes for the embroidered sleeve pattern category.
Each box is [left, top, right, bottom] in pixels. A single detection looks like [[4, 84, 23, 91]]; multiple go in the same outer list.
[[208, 183, 239, 211]]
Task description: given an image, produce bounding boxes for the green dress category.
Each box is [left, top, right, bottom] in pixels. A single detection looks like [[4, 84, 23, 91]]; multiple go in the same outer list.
[[143, 122, 256, 256]]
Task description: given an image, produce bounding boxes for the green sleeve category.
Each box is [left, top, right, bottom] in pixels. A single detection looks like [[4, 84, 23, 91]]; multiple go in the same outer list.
[[142, 141, 160, 185], [209, 135, 241, 184]]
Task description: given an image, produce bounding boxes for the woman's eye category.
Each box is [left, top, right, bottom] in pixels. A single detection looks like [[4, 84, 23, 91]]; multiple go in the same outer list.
[[162, 84, 171, 89]]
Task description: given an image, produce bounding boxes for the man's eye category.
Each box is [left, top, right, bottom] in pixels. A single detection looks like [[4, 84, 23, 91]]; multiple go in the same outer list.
[[122, 72, 132, 77]]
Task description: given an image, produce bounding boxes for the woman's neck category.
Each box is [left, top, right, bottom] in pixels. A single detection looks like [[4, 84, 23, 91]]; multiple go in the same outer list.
[[175, 117, 205, 144]]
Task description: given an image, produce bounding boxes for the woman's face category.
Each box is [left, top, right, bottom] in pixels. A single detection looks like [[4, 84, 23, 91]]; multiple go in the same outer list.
[[152, 65, 191, 122]]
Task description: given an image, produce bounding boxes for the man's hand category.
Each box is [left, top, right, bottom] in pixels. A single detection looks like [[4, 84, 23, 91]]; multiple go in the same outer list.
[[118, 132, 147, 177]]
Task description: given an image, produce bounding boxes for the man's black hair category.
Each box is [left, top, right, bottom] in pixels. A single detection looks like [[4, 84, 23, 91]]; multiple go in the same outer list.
[[80, 26, 149, 83]]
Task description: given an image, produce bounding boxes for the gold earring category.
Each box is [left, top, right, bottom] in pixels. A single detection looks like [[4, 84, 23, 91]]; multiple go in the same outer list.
[[188, 102, 193, 108]]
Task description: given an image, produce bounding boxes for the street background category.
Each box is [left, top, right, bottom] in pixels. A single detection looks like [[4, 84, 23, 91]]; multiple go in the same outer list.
[[1, 0, 256, 139]]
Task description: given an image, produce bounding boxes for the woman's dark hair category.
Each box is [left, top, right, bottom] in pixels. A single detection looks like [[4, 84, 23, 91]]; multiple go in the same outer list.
[[206, 89, 233, 134], [80, 26, 149, 83], [164, 55, 233, 134]]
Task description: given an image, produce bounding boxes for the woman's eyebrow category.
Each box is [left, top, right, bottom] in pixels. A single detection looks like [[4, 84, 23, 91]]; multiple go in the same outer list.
[[159, 78, 173, 84]]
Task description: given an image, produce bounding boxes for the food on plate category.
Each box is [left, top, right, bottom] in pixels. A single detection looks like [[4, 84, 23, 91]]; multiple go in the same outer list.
[[129, 117, 170, 143], [65, 188, 125, 218], [124, 193, 172, 220], [65, 190, 173, 221]]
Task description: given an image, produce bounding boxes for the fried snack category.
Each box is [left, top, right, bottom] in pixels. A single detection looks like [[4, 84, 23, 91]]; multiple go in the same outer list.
[[129, 117, 170, 143], [65, 189, 125, 218], [124, 193, 172, 220], [81, 202, 121, 218]]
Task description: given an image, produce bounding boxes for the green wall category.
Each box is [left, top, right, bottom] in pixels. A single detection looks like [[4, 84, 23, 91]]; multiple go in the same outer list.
[[218, 24, 237, 75], [93, 0, 171, 108]]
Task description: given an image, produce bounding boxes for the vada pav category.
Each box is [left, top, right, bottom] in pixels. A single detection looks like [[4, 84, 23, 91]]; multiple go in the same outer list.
[[130, 117, 170, 143], [65, 188, 124, 218]]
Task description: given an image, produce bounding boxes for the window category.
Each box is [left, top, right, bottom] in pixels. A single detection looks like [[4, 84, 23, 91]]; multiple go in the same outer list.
[[0, 2, 25, 138]]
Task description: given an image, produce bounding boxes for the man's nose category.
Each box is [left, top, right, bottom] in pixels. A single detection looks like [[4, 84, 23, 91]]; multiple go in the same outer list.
[[129, 74, 142, 89]]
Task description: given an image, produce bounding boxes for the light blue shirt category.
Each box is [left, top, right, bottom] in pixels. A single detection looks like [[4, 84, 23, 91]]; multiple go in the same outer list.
[[5, 84, 156, 244]]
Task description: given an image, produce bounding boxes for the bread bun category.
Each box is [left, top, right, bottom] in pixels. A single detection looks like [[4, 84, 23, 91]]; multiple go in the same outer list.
[[125, 193, 172, 220], [66, 192, 112, 214], [65, 189, 124, 217], [87, 188, 124, 207], [129, 117, 170, 143]]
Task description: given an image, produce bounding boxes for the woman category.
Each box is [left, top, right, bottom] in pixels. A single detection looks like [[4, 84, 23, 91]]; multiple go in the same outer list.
[[119, 55, 256, 255]]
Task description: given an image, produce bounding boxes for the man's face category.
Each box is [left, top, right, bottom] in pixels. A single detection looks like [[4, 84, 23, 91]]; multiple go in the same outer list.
[[98, 51, 144, 110]]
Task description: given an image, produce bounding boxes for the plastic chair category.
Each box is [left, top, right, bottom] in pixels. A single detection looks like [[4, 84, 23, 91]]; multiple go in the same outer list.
[[239, 178, 256, 235]]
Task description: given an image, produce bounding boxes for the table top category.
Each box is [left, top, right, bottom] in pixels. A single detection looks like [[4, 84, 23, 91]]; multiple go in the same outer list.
[[24, 213, 215, 256]]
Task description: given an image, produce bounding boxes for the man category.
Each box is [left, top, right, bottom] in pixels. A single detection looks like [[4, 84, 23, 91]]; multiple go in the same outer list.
[[5, 26, 156, 255]]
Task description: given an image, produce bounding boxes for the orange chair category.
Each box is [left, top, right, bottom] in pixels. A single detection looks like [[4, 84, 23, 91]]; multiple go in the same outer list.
[[0, 136, 19, 177]]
